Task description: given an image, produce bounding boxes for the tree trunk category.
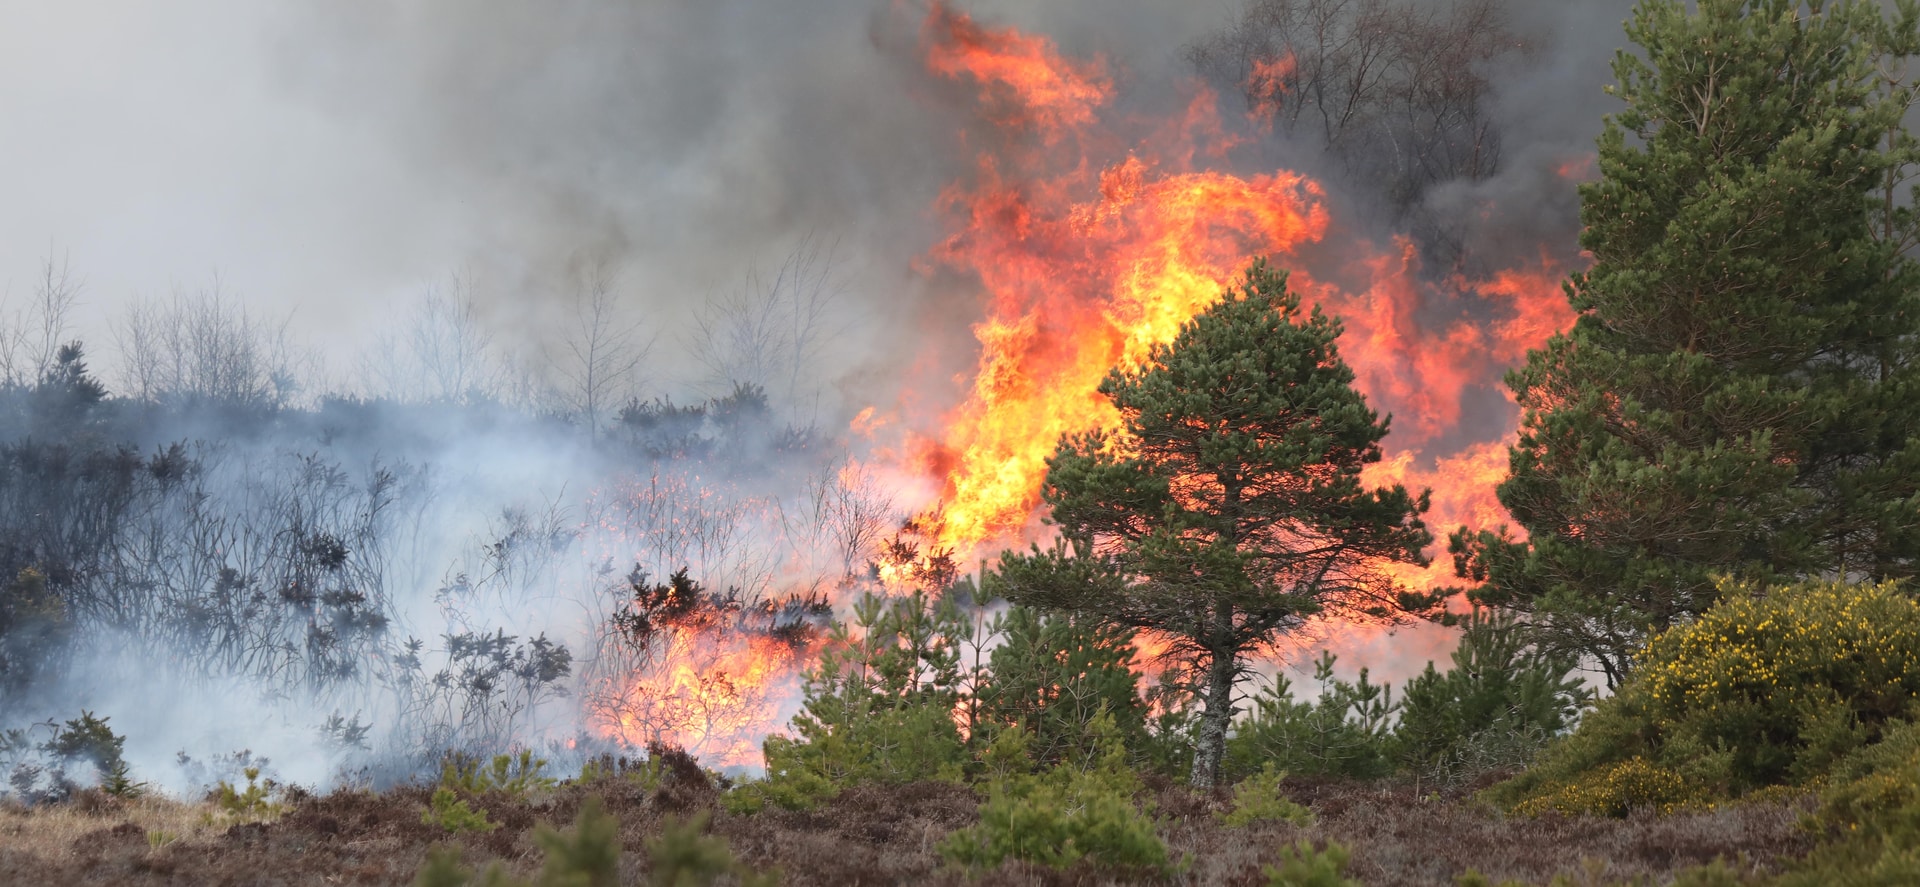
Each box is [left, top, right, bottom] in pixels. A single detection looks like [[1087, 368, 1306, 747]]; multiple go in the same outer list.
[[1188, 644, 1239, 790]]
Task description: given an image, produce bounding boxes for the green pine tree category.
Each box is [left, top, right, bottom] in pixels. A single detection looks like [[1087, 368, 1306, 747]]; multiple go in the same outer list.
[[1454, 0, 1920, 686], [999, 260, 1433, 789]]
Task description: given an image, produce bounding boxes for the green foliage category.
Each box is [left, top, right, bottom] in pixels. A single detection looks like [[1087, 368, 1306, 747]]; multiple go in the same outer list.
[[1774, 718, 1920, 884], [970, 603, 1147, 770], [940, 712, 1170, 874], [1262, 840, 1357, 887], [646, 811, 778, 887], [1493, 578, 1920, 815], [1638, 579, 1920, 788], [414, 846, 483, 887], [1138, 670, 1202, 779], [213, 766, 286, 822], [42, 710, 127, 784], [1455, 0, 1920, 687], [422, 786, 496, 833], [421, 751, 551, 832], [1223, 617, 1585, 787], [1220, 763, 1312, 828], [440, 750, 555, 798], [0, 567, 70, 699], [28, 709, 147, 797], [415, 798, 775, 887], [998, 259, 1434, 788], [1396, 610, 1590, 785], [1510, 756, 1696, 818], [577, 753, 670, 792], [532, 797, 620, 887], [733, 591, 968, 812], [1453, 872, 1521, 887], [1228, 653, 1398, 781]]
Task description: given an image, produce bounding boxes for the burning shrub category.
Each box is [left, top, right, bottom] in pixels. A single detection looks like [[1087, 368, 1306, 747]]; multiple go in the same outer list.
[[584, 564, 828, 766], [729, 591, 969, 812]]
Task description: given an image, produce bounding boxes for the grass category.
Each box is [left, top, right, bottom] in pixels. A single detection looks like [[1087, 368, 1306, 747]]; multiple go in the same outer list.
[[0, 768, 1818, 886], [0, 792, 227, 870]]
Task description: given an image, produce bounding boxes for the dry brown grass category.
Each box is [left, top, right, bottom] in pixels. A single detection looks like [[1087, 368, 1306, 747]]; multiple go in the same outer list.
[[0, 770, 1818, 886]]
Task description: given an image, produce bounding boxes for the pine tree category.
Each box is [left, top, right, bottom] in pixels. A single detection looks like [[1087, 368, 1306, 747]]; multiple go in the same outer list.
[[999, 261, 1433, 789], [1454, 0, 1920, 686]]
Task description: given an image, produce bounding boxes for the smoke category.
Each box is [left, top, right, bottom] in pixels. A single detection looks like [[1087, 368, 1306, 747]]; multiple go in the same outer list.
[[0, 0, 1642, 790], [0, 0, 1635, 397]]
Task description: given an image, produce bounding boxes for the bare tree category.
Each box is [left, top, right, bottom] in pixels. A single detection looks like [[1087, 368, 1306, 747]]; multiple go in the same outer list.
[[362, 273, 502, 404], [113, 280, 303, 408], [548, 259, 649, 437], [688, 237, 841, 419], [0, 255, 83, 387], [779, 457, 896, 585], [1188, 0, 1519, 220]]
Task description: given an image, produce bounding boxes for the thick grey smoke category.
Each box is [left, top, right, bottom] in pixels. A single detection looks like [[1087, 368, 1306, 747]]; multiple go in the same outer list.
[[2, 0, 1633, 398]]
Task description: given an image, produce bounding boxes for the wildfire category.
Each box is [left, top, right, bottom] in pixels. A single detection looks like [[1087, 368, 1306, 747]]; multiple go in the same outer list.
[[896, 2, 1578, 592], [590, 2, 1584, 766]]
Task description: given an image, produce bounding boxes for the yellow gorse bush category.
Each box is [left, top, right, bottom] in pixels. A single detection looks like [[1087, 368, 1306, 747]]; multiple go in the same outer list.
[[1511, 756, 1693, 817], [1636, 578, 1920, 787], [1491, 578, 1920, 815], [1641, 579, 1920, 722]]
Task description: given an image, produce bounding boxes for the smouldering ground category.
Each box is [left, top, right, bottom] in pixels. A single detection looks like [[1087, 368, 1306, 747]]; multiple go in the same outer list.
[[0, 767, 1815, 886]]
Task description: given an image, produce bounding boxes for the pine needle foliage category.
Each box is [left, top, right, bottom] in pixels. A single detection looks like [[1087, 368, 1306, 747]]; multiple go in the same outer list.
[[999, 260, 1434, 788], [1220, 763, 1313, 828], [421, 787, 496, 833], [1263, 840, 1359, 887], [215, 766, 286, 822], [939, 711, 1171, 875], [414, 798, 776, 887], [1455, 0, 1920, 686]]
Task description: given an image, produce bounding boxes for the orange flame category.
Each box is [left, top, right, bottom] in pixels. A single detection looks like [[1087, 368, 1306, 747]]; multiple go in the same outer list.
[[900, 2, 1579, 591], [1245, 55, 1296, 127], [588, 4, 1584, 766], [922, 3, 1112, 137]]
